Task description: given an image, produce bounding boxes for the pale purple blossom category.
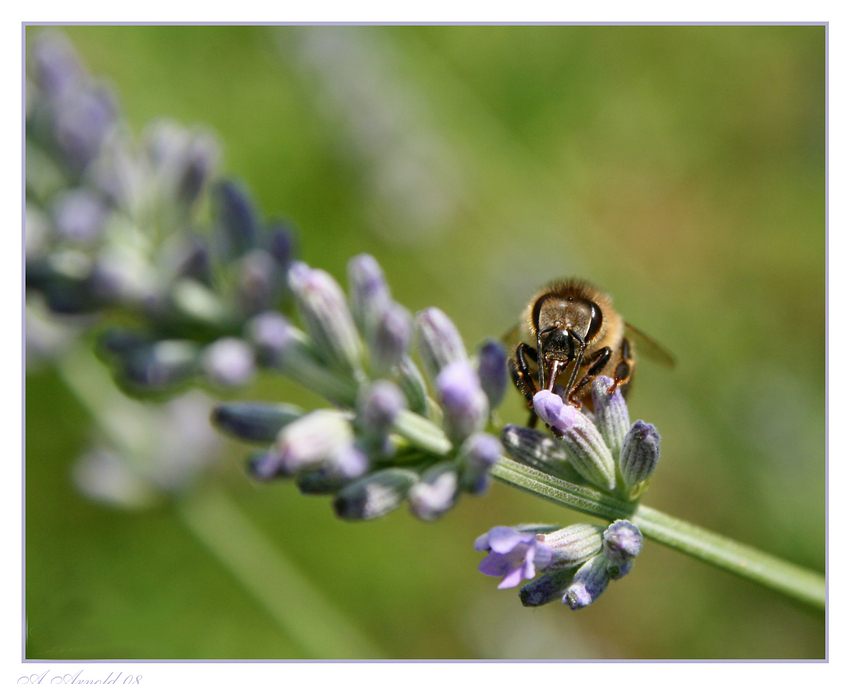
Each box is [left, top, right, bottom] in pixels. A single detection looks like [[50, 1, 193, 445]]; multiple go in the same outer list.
[[202, 338, 256, 388], [436, 360, 488, 444], [476, 339, 508, 410], [474, 526, 554, 589], [408, 465, 459, 521]]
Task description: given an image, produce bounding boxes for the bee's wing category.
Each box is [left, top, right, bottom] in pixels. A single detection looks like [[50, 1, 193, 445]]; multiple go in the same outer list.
[[624, 322, 676, 368], [501, 323, 523, 350]]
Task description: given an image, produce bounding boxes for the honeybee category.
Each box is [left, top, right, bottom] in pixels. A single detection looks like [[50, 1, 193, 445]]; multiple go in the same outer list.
[[507, 279, 674, 421]]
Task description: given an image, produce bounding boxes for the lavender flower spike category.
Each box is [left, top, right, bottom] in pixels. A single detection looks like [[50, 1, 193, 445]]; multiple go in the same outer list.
[[591, 376, 631, 457], [436, 360, 489, 444], [415, 307, 467, 381], [475, 526, 554, 589], [533, 390, 616, 491]]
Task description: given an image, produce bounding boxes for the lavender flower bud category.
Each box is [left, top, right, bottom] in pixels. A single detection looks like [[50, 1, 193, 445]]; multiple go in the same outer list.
[[603, 520, 643, 579], [533, 390, 616, 491], [333, 443, 370, 479], [357, 381, 407, 438], [296, 469, 345, 495], [275, 410, 354, 475], [396, 356, 429, 416], [436, 360, 489, 444], [333, 468, 418, 521], [267, 221, 295, 267], [476, 340, 508, 411], [247, 451, 286, 481], [538, 524, 605, 569], [97, 328, 152, 357], [54, 85, 117, 173], [212, 402, 304, 443], [170, 278, 228, 326], [123, 341, 199, 390], [215, 180, 258, 257], [563, 554, 610, 610], [619, 420, 661, 489], [295, 444, 370, 494], [52, 189, 108, 243], [173, 236, 212, 284], [532, 389, 573, 433], [236, 249, 278, 314], [247, 313, 358, 405], [591, 376, 631, 457], [32, 31, 83, 99], [519, 569, 574, 607], [348, 253, 391, 337], [500, 425, 583, 482], [415, 307, 467, 381], [245, 311, 292, 362], [475, 526, 554, 589], [408, 464, 459, 521], [177, 132, 219, 206], [459, 432, 502, 493], [202, 338, 255, 388], [370, 302, 413, 376], [289, 263, 363, 374]]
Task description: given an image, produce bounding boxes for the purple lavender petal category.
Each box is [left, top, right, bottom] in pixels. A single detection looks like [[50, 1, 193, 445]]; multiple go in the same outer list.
[[532, 390, 580, 433], [486, 526, 532, 554], [473, 531, 492, 552], [478, 553, 512, 578], [498, 565, 527, 589]]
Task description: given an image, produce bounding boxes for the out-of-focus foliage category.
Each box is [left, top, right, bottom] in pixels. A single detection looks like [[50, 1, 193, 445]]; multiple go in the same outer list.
[[26, 25, 824, 659]]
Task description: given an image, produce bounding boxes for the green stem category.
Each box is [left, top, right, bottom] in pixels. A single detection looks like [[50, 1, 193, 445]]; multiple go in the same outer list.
[[490, 456, 825, 611], [631, 506, 825, 611]]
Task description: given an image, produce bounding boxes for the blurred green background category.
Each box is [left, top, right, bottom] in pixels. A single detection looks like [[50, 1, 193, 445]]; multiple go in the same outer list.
[[25, 25, 825, 659]]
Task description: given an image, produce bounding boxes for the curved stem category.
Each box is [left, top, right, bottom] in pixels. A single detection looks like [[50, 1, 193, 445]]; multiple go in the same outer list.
[[490, 456, 825, 611]]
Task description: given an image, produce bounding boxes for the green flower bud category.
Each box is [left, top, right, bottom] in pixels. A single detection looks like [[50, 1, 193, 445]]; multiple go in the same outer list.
[[591, 376, 630, 457], [619, 420, 661, 489], [563, 554, 610, 610], [539, 523, 605, 570]]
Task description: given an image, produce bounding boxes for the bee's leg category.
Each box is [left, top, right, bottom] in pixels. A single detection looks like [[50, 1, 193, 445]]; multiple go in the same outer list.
[[567, 346, 612, 408], [510, 343, 540, 428], [610, 337, 634, 394]]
